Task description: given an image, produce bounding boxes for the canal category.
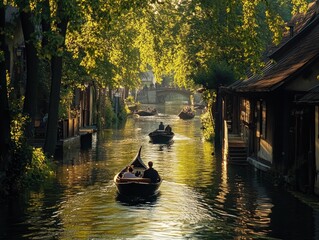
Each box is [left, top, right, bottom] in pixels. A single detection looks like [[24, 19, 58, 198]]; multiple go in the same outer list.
[[0, 104, 318, 239]]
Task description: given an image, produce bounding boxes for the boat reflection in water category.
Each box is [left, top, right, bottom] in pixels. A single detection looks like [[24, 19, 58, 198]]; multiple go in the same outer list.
[[157, 142, 173, 151], [116, 192, 160, 206]]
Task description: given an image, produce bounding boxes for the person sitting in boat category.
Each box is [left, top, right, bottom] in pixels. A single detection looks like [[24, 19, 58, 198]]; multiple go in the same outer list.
[[158, 122, 164, 130], [143, 161, 160, 183], [122, 166, 137, 178], [165, 125, 172, 133], [135, 170, 141, 177]]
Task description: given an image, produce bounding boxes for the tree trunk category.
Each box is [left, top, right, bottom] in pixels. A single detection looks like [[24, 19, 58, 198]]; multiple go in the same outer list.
[[0, 3, 11, 170], [44, 55, 62, 156], [20, 10, 39, 138], [43, 3, 68, 156]]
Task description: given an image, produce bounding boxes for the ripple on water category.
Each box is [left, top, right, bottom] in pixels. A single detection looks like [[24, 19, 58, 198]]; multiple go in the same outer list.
[[0, 105, 316, 240]]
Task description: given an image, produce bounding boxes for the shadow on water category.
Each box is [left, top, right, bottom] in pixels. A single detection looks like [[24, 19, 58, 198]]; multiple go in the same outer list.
[[115, 192, 160, 206]]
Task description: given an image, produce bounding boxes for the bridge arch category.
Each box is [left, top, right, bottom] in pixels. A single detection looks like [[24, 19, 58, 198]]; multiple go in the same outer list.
[[136, 87, 194, 104], [155, 88, 192, 104]]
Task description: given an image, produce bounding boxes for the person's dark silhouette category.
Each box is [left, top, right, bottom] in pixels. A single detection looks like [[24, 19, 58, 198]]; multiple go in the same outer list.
[[159, 122, 164, 130], [143, 161, 160, 183], [165, 125, 172, 133]]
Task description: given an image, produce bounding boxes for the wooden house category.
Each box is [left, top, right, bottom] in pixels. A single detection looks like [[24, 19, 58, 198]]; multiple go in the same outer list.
[[222, 1, 319, 194], [297, 86, 319, 194]]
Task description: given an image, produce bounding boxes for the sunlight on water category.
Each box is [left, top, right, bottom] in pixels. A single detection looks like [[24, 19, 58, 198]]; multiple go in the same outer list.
[[0, 104, 316, 240]]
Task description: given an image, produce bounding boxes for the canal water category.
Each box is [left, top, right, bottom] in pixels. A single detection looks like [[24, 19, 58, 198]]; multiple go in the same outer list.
[[0, 104, 318, 239]]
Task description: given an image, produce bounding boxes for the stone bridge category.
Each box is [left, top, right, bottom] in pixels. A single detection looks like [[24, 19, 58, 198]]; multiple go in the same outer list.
[[137, 87, 193, 104]]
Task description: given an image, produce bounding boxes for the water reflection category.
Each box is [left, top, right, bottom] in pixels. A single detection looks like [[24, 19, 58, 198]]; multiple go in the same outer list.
[[0, 104, 317, 239], [150, 141, 174, 150], [116, 193, 160, 206]]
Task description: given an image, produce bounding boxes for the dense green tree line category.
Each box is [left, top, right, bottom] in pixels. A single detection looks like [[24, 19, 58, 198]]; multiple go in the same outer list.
[[0, 0, 311, 197]]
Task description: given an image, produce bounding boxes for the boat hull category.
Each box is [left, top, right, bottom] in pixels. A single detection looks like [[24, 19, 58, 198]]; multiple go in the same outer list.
[[135, 110, 157, 116], [178, 111, 195, 120], [114, 177, 162, 197], [114, 146, 162, 197], [148, 130, 174, 144]]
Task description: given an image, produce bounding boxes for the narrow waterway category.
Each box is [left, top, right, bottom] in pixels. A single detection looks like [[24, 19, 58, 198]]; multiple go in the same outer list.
[[0, 104, 318, 239]]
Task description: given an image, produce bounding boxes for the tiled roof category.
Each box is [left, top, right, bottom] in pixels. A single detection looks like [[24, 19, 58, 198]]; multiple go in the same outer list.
[[268, 1, 319, 58], [298, 84, 319, 103], [229, 2, 319, 93]]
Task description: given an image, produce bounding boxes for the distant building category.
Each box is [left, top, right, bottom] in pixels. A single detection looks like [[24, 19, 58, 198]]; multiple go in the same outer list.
[[140, 71, 156, 88]]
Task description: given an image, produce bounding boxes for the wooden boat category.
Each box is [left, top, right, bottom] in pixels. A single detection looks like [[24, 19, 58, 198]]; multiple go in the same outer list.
[[135, 108, 157, 116], [148, 130, 174, 144], [113, 146, 162, 197], [178, 108, 195, 120]]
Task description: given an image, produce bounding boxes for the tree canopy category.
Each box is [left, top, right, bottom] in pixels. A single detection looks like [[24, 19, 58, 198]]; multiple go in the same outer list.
[[9, 0, 309, 92], [71, 0, 309, 90], [1, 0, 312, 150]]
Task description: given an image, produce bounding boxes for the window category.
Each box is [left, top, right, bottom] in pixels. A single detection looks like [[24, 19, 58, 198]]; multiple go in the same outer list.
[[261, 101, 267, 139], [241, 99, 250, 123]]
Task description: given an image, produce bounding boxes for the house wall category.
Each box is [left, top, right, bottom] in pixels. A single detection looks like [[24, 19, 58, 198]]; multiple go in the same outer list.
[[315, 106, 319, 194], [250, 90, 299, 171], [257, 97, 275, 165], [246, 93, 290, 169], [239, 97, 275, 166], [285, 62, 319, 91], [89, 87, 94, 125], [258, 138, 273, 163]]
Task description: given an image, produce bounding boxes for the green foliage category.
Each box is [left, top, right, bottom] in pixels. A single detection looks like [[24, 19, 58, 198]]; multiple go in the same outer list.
[[124, 96, 140, 114], [0, 112, 54, 197], [192, 60, 236, 90], [35, 0, 314, 109], [58, 87, 74, 120], [125, 95, 135, 103], [100, 96, 116, 128], [200, 110, 214, 142], [199, 90, 215, 142], [2, 140, 33, 196], [10, 113, 29, 147], [291, 0, 310, 14], [114, 98, 128, 122], [23, 148, 55, 186], [99, 93, 128, 128]]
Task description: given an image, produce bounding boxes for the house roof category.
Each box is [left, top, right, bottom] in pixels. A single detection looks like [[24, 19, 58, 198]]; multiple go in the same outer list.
[[229, 2, 319, 93], [268, 1, 319, 59], [298, 84, 319, 104]]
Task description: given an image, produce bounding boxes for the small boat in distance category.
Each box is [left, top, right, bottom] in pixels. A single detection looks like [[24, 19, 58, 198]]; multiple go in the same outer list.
[[178, 106, 195, 120], [149, 129, 174, 144], [113, 146, 162, 197], [134, 108, 157, 116]]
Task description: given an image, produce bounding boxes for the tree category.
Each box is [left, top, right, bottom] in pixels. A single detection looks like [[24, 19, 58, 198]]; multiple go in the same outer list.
[[14, 0, 41, 138], [0, 1, 11, 172], [43, 0, 71, 155]]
